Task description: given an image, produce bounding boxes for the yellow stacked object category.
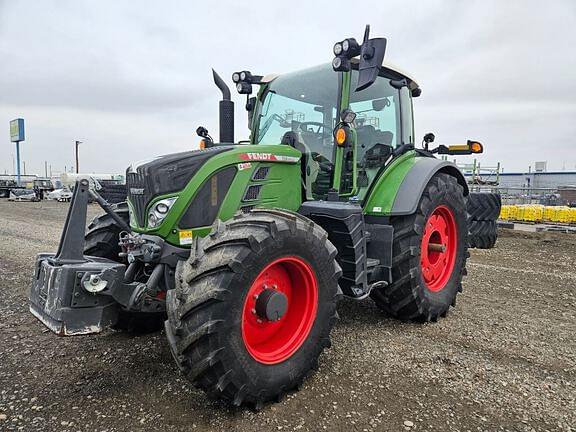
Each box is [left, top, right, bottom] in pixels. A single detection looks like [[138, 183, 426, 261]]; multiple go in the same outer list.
[[543, 206, 555, 221], [499, 204, 576, 224]]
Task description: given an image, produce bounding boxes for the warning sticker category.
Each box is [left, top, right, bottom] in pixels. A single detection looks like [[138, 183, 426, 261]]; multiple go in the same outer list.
[[238, 162, 252, 171], [179, 230, 193, 245]]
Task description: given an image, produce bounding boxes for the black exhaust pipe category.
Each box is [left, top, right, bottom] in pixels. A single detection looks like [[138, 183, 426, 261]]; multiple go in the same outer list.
[[212, 69, 234, 143]]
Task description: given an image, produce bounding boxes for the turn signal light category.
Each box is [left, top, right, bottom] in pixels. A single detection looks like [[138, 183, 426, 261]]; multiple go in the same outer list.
[[335, 128, 347, 146], [442, 140, 484, 155], [469, 141, 484, 153]]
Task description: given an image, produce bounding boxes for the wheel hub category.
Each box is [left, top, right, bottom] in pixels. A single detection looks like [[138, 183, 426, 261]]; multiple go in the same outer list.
[[255, 288, 288, 321], [420, 205, 458, 292], [242, 256, 318, 365]]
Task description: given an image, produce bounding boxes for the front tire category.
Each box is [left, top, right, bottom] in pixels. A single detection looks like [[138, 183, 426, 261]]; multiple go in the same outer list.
[[165, 209, 341, 408], [370, 173, 468, 321]]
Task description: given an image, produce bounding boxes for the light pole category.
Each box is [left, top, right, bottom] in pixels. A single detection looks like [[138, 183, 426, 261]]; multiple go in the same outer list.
[[75, 140, 83, 174]]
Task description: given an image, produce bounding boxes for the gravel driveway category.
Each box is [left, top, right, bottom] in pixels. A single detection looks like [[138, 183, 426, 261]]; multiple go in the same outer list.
[[0, 200, 574, 431]]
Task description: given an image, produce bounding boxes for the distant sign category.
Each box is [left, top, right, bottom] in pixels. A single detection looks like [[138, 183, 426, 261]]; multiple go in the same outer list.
[[10, 118, 25, 142]]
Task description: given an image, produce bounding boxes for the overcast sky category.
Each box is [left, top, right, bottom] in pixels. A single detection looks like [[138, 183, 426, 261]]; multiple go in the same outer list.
[[1, 0, 575, 177]]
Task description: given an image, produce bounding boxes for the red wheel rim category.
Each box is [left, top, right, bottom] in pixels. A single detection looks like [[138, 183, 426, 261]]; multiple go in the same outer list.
[[420, 205, 458, 292], [241, 256, 318, 364]]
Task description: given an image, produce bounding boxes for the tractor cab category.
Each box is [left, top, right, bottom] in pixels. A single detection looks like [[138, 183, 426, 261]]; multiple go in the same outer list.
[[247, 61, 419, 201]]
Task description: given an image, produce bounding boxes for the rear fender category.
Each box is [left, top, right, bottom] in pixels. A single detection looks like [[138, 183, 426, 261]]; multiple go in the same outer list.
[[364, 155, 468, 216]]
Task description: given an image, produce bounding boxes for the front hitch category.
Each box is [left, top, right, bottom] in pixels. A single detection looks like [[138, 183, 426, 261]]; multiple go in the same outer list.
[[29, 179, 156, 335]]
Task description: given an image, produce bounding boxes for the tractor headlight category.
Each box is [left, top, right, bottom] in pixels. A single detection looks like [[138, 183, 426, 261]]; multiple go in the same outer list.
[[232, 72, 240, 83], [147, 197, 177, 228]]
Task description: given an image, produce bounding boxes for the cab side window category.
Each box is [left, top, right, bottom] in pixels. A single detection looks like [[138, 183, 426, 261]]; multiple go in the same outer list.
[[350, 72, 401, 155], [350, 72, 403, 200]]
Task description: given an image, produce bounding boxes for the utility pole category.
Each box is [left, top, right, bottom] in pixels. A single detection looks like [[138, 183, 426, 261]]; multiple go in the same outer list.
[[75, 140, 82, 174], [45, 161, 48, 178]]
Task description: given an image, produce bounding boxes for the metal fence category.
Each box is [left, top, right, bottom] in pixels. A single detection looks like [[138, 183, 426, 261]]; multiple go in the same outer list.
[[468, 185, 576, 206]]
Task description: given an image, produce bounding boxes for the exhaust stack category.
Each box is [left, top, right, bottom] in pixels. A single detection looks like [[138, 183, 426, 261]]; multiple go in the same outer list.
[[212, 69, 234, 143]]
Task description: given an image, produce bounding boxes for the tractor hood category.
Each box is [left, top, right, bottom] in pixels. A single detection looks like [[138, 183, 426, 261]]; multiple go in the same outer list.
[[126, 146, 233, 227]]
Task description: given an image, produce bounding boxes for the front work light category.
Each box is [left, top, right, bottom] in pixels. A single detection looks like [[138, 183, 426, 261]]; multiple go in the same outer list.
[[333, 42, 343, 56], [332, 37, 359, 72], [332, 56, 350, 72], [341, 38, 360, 56], [236, 82, 252, 94], [148, 197, 178, 228]]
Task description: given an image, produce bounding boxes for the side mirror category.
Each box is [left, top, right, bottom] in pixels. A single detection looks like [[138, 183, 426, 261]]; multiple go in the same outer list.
[[423, 133, 435, 144], [372, 98, 390, 111], [356, 26, 387, 91]]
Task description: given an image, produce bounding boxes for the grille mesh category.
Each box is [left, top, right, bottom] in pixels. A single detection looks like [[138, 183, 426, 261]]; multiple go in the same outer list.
[[252, 166, 270, 181], [242, 184, 262, 202], [126, 172, 150, 227]]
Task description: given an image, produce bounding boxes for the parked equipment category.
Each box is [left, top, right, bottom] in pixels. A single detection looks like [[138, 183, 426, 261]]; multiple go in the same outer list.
[[30, 26, 488, 408], [9, 189, 39, 202], [0, 178, 23, 198], [47, 187, 73, 202]]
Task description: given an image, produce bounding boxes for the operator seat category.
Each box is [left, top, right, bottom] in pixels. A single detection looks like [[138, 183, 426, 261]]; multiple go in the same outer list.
[[357, 129, 394, 187], [281, 131, 333, 198], [356, 126, 394, 162], [281, 131, 318, 195]]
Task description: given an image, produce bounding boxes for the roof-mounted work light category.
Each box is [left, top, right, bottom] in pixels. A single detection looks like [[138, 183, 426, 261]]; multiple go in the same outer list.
[[232, 70, 262, 95], [332, 38, 360, 72]]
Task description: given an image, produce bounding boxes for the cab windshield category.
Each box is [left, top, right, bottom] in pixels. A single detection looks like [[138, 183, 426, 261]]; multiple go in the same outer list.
[[254, 64, 339, 163]]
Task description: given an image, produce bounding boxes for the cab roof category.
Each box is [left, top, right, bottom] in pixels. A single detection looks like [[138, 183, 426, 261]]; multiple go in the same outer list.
[[261, 60, 420, 93]]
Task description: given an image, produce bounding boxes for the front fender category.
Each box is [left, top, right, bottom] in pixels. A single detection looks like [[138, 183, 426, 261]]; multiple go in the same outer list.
[[364, 153, 468, 216]]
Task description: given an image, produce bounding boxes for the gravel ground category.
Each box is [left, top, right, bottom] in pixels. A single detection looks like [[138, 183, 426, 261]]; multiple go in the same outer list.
[[0, 200, 575, 432]]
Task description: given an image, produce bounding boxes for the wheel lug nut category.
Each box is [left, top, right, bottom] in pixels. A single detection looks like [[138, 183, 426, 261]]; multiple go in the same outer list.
[[251, 308, 256, 314], [272, 284, 277, 290], [256, 319, 263, 324], [253, 294, 259, 300]]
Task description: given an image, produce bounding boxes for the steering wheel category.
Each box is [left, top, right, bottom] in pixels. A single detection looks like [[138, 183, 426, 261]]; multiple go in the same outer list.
[[297, 121, 329, 135]]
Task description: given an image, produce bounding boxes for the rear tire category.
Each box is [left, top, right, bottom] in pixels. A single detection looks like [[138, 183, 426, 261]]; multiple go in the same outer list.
[[165, 209, 341, 408], [370, 173, 468, 321], [84, 202, 165, 333]]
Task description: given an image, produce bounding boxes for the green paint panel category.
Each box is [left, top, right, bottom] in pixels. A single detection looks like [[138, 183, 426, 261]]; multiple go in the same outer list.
[[363, 151, 419, 216], [129, 145, 302, 246]]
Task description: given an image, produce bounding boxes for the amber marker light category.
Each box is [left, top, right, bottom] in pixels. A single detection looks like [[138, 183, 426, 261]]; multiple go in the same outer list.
[[335, 128, 347, 146]]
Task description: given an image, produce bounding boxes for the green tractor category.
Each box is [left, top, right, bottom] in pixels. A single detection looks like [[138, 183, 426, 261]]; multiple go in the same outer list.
[[30, 26, 484, 407]]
